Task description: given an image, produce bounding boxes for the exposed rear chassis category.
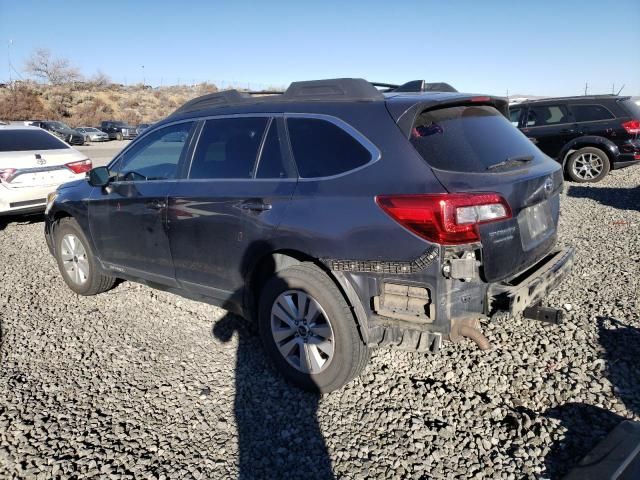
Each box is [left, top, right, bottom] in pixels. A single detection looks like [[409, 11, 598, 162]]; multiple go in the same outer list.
[[364, 246, 575, 353], [488, 246, 575, 316]]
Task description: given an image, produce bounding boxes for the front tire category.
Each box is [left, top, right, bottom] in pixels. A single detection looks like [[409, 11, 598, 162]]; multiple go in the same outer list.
[[54, 218, 116, 295], [566, 147, 610, 183], [258, 263, 370, 393], [116, 132, 123, 141]]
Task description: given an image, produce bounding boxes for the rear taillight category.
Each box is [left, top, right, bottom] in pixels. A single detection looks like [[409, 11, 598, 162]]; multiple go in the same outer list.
[[0, 168, 17, 183], [65, 159, 92, 174], [622, 120, 640, 135], [376, 193, 512, 245]]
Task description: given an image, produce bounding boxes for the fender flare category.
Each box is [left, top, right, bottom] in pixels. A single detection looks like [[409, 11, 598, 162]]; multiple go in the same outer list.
[[559, 136, 619, 168]]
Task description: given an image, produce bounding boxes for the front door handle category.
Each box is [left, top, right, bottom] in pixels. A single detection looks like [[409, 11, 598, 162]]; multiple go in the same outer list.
[[146, 199, 167, 210], [241, 201, 272, 212]]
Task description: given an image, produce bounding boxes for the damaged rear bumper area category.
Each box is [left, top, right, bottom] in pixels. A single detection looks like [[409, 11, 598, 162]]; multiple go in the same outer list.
[[488, 246, 575, 319]]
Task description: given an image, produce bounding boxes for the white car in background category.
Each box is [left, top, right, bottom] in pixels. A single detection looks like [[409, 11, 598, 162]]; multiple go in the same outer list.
[[0, 125, 92, 216]]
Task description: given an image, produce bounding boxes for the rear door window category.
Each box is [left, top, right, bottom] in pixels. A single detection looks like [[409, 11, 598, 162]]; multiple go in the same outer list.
[[286, 117, 371, 178], [0, 129, 69, 151], [190, 117, 268, 179], [526, 104, 569, 126], [569, 104, 614, 122], [410, 105, 541, 173]]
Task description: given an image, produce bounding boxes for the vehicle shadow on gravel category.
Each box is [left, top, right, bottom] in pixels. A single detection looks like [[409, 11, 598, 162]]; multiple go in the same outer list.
[[567, 184, 640, 212], [0, 213, 44, 232], [542, 317, 640, 478], [212, 304, 334, 478]]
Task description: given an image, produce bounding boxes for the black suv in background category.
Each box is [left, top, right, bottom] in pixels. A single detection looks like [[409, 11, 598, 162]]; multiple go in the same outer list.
[[28, 120, 85, 146], [45, 79, 574, 392], [100, 120, 138, 141], [510, 96, 640, 182]]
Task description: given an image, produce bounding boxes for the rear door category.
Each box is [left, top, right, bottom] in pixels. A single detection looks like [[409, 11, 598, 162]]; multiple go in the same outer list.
[[567, 103, 618, 140], [520, 103, 576, 158], [168, 116, 297, 303], [88, 121, 195, 284], [409, 104, 563, 282]]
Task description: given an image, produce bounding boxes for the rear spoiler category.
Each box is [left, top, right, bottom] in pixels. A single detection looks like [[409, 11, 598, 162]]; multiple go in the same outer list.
[[390, 95, 510, 138]]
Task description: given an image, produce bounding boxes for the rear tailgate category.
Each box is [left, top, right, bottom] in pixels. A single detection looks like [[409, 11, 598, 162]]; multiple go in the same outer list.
[[405, 100, 563, 282]]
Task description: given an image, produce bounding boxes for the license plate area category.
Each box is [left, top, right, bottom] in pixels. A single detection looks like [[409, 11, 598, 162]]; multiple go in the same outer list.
[[518, 200, 554, 251]]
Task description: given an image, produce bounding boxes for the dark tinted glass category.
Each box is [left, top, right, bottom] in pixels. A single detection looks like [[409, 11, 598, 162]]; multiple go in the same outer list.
[[570, 104, 614, 122], [190, 117, 268, 179], [287, 118, 371, 178], [0, 129, 69, 152], [256, 121, 294, 179], [620, 99, 640, 118], [411, 105, 541, 172], [509, 108, 522, 125], [115, 121, 194, 180], [526, 105, 569, 126]]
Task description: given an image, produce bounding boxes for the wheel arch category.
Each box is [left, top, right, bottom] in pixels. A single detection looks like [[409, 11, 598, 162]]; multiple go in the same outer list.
[[244, 249, 370, 344], [560, 136, 619, 169]]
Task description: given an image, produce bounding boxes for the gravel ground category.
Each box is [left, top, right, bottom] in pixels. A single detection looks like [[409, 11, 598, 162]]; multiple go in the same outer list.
[[1, 167, 639, 479]]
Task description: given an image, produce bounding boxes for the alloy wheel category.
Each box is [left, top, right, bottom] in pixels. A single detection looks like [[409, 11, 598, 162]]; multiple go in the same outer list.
[[60, 234, 89, 285], [572, 152, 604, 180], [270, 289, 335, 374]]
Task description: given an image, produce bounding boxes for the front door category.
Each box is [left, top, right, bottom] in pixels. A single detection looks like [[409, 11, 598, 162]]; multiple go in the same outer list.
[[88, 121, 196, 284], [168, 116, 297, 304]]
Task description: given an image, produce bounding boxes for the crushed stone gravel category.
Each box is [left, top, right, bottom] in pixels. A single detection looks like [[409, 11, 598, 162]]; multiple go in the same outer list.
[[0, 167, 638, 479]]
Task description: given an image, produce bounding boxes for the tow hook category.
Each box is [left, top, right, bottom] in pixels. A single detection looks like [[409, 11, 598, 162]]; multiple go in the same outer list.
[[449, 317, 491, 351], [522, 303, 564, 325]]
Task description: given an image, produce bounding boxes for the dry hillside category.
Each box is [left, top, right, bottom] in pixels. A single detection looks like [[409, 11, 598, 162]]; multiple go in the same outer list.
[[0, 81, 219, 127]]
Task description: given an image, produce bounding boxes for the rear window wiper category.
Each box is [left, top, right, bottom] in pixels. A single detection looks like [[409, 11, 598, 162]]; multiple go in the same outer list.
[[486, 154, 534, 171]]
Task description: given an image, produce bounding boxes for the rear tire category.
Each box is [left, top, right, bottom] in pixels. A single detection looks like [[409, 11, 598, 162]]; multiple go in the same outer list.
[[54, 218, 116, 296], [566, 147, 610, 183], [116, 132, 123, 141], [258, 263, 370, 393]]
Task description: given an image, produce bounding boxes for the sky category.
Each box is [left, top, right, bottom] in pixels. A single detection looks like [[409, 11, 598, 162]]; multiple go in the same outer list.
[[1, 0, 639, 97]]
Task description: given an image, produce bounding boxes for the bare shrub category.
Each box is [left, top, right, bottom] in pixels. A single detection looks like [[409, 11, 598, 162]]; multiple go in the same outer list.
[[73, 98, 114, 126], [24, 49, 82, 85]]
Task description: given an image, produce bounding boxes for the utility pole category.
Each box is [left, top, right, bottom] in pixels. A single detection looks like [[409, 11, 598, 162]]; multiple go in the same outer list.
[[8, 39, 13, 84], [141, 65, 145, 86], [584, 82, 588, 96]]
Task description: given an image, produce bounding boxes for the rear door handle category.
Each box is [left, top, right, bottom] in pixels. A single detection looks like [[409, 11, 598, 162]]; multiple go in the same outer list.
[[241, 201, 272, 212], [146, 199, 167, 210]]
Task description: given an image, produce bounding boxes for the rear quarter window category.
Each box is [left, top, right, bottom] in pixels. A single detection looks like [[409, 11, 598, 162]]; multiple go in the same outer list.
[[569, 104, 615, 122], [286, 118, 372, 178], [0, 129, 69, 152], [410, 105, 541, 173]]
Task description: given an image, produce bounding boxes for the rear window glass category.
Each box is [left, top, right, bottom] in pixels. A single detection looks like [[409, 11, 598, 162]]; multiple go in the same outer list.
[[287, 118, 371, 178], [620, 99, 640, 118], [0, 129, 69, 152], [410, 105, 541, 173], [570, 104, 614, 122]]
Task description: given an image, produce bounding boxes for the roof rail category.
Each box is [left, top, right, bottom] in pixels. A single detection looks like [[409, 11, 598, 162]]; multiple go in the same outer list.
[[391, 80, 457, 93], [283, 78, 384, 101], [169, 78, 458, 117], [171, 90, 249, 115]]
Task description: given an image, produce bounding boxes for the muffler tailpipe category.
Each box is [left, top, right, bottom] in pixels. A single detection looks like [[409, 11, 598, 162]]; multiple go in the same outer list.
[[450, 318, 491, 351]]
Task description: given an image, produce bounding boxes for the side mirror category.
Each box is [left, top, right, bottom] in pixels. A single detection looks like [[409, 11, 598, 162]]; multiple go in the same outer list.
[[87, 166, 111, 187]]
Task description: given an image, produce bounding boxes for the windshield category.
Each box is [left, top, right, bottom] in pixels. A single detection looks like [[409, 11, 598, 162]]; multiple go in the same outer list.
[[0, 129, 69, 151], [410, 105, 542, 172]]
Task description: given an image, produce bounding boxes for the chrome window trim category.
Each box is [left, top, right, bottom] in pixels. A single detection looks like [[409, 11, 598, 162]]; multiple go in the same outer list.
[[112, 112, 381, 183]]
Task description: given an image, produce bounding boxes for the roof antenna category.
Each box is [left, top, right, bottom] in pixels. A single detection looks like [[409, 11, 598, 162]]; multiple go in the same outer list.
[[616, 84, 625, 96]]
